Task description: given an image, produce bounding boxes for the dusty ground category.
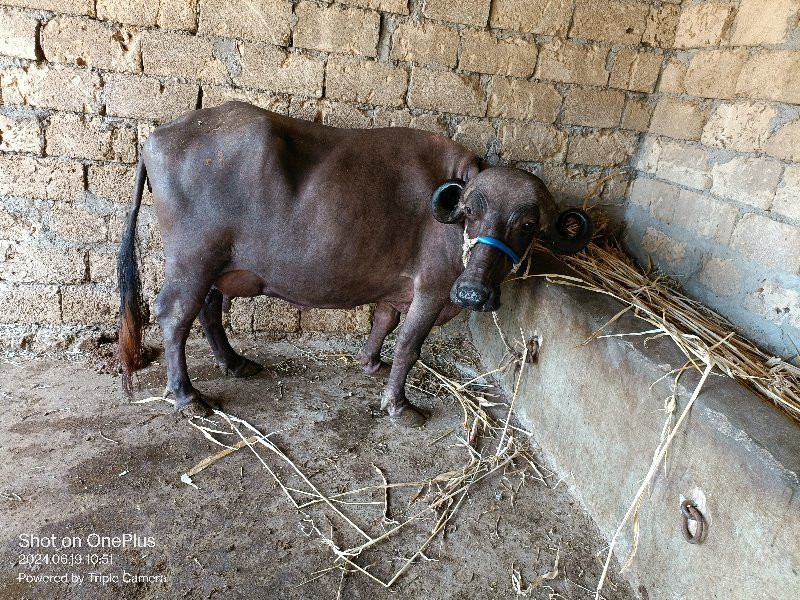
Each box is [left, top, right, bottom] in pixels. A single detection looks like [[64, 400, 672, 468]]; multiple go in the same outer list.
[[1, 330, 635, 600]]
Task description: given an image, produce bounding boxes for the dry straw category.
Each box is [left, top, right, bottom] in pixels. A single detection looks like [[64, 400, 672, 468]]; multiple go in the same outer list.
[[137, 326, 545, 590], [506, 175, 800, 598]]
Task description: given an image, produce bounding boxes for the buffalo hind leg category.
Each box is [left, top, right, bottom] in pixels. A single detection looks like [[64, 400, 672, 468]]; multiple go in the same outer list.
[[155, 280, 213, 409], [199, 288, 262, 377], [360, 302, 400, 375], [381, 294, 443, 427]]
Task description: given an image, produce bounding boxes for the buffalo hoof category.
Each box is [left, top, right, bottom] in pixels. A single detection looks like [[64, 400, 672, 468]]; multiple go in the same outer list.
[[388, 404, 428, 427], [230, 358, 263, 378], [167, 387, 219, 413], [362, 359, 390, 376]]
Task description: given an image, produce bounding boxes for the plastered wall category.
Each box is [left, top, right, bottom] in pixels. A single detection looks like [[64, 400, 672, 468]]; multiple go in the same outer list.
[[0, 0, 797, 359]]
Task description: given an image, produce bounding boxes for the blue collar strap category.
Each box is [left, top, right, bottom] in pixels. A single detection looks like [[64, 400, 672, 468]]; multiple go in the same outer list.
[[476, 235, 521, 264]]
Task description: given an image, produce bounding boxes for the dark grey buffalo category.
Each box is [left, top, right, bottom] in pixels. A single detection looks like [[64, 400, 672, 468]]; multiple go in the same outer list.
[[118, 102, 591, 425]]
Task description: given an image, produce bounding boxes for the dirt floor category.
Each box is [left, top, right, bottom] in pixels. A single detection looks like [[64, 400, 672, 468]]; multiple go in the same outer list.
[[1, 330, 635, 600]]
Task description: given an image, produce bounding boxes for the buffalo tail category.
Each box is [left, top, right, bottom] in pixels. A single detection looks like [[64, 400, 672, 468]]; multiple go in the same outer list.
[[117, 157, 148, 395]]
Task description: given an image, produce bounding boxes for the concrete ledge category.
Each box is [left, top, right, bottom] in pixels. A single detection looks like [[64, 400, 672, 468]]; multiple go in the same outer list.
[[470, 259, 800, 599]]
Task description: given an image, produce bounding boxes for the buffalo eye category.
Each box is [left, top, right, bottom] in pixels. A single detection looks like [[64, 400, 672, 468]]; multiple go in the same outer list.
[[521, 222, 535, 231], [465, 206, 473, 216]]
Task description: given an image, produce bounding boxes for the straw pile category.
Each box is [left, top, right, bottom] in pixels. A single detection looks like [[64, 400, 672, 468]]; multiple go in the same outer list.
[[518, 238, 800, 425]]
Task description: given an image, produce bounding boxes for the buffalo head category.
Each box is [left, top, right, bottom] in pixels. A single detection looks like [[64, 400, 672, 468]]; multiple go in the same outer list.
[[431, 167, 592, 312]]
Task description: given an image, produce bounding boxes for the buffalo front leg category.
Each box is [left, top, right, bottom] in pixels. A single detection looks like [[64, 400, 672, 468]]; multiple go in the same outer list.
[[381, 295, 443, 426], [360, 302, 400, 375], [199, 288, 262, 377], [155, 281, 212, 409]]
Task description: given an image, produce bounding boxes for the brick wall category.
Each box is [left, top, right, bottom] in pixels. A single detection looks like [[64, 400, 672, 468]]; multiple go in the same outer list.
[[625, 0, 800, 359], [0, 0, 797, 359]]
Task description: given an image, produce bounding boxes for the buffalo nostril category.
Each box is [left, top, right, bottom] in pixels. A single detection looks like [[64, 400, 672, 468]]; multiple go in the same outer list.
[[457, 287, 485, 304]]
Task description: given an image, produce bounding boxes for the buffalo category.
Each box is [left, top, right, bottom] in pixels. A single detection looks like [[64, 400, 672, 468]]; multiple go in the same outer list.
[[118, 102, 591, 426]]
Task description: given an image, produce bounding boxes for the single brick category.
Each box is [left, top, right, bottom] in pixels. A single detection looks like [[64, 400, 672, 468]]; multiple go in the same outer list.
[[0, 64, 101, 113], [321, 101, 372, 129], [423, 0, 489, 26], [641, 228, 685, 265], [621, 97, 652, 132], [105, 74, 198, 121], [673, 2, 736, 48], [628, 177, 679, 211], [373, 108, 448, 134], [487, 78, 561, 123], [325, 57, 408, 107], [0, 155, 83, 201], [0, 0, 91, 14], [46, 113, 137, 163], [158, 0, 199, 30], [609, 49, 662, 93], [453, 118, 495, 157], [198, 0, 291, 44], [659, 59, 687, 94], [88, 251, 116, 283], [634, 135, 661, 173], [730, 0, 799, 45], [700, 101, 775, 153], [300, 305, 372, 334], [390, 22, 459, 68], [698, 258, 742, 297], [0, 284, 61, 324], [252, 297, 300, 334], [61, 285, 117, 325], [49, 204, 108, 243], [773, 165, 800, 222], [683, 49, 748, 100], [731, 213, 800, 272], [489, 0, 573, 35], [236, 44, 325, 97], [459, 31, 537, 77], [42, 16, 141, 73], [497, 122, 566, 162], [408, 68, 485, 117], [293, 2, 379, 57], [88, 163, 135, 202], [653, 187, 737, 244], [765, 119, 800, 162], [0, 8, 38, 60], [141, 30, 228, 83], [643, 3, 680, 47], [286, 98, 372, 129], [97, 0, 157, 26], [570, 0, 648, 44], [566, 130, 637, 167], [202, 85, 290, 114], [0, 245, 86, 284], [654, 139, 712, 190], [736, 51, 800, 104], [339, 0, 408, 16], [561, 87, 625, 128], [535, 40, 609, 86], [745, 281, 800, 329], [0, 114, 41, 154], [710, 156, 784, 210], [0, 205, 36, 240], [649, 97, 708, 141], [540, 164, 591, 202]]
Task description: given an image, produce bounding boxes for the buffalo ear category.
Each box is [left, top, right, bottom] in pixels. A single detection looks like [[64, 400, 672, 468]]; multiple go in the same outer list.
[[431, 179, 466, 223]]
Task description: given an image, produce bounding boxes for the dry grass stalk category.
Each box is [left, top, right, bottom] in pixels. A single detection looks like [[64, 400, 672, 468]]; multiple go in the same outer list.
[[515, 240, 800, 424], [136, 332, 542, 590]]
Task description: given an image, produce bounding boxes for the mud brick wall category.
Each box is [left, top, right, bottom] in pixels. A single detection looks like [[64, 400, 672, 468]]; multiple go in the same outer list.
[[0, 1, 797, 359], [625, 0, 800, 359]]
